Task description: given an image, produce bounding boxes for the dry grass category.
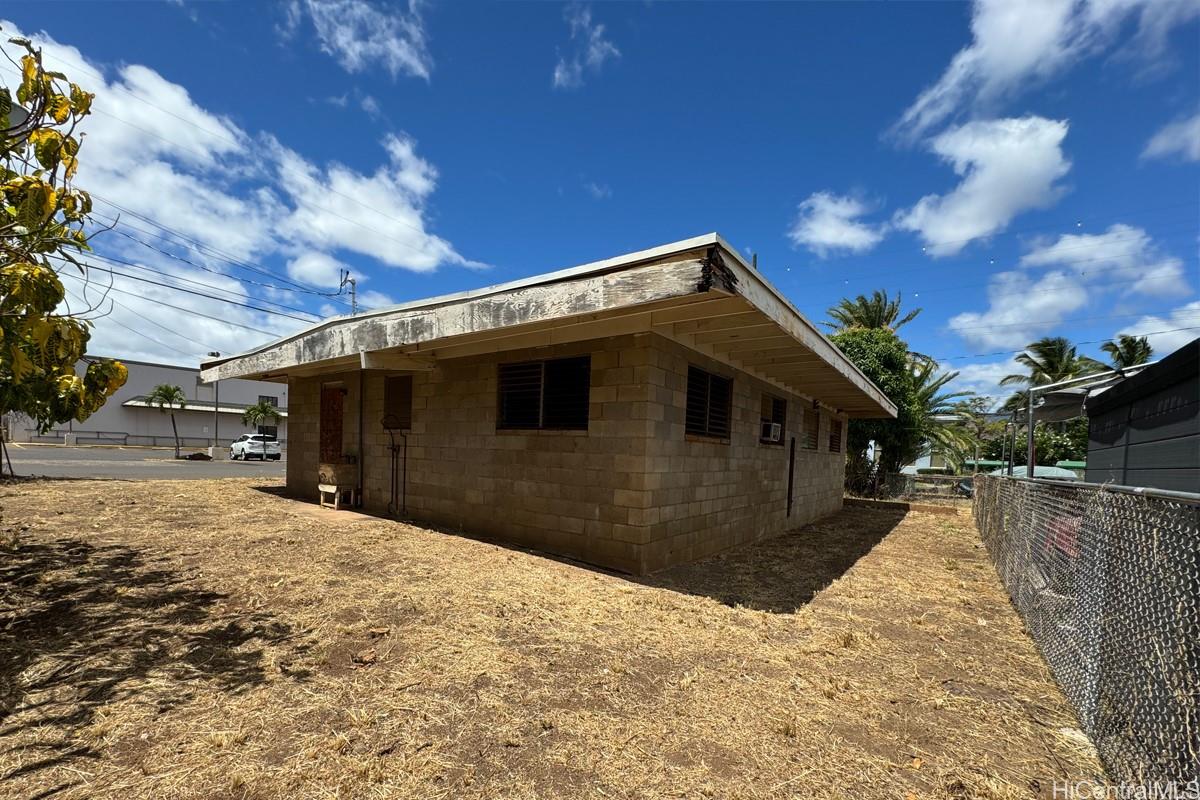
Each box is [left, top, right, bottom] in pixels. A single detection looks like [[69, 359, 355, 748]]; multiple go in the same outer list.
[[0, 478, 1103, 799]]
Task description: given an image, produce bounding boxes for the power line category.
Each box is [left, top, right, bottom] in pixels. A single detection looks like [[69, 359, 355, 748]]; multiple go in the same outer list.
[[63, 285, 209, 359], [51, 255, 319, 323], [58, 271, 284, 337], [950, 308, 1200, 333], [15, 40, 1198, 292], [27, 46, 438, 246], [933, 325, 1200, 362], [52, 35, 1190, 262], [87, 200, 353, 304], [794, 222, 1199, 289], [68, 249, 323, 319], [69, 271, 224, 354], [886, 268, 1193, 305]]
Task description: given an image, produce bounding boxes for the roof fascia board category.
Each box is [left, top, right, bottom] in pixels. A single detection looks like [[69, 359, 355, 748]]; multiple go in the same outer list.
[[200, 256, 709, 382], [202, 234, 723, 373], [710, 240, 898, 418]]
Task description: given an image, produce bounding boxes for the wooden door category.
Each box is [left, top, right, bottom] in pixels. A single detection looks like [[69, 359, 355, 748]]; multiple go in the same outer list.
[[320, 385, 344, 462]]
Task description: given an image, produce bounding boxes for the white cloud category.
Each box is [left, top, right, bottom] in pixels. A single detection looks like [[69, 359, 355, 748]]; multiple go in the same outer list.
[[1020, 224, 1188, 297], [894, 0, 1200, 140], [2, 20, 475, 365], [894, 117, 1071, 257], [289, 0, 431, 81], [584, 181, 612, 200], [945, 357, 1021, 407], [360, 94, 382, 119], [553, 3, 620, 90], [787, 192, 886, 257], [1117, 301, 1200, 357], [286, 252, 347, 287], [359, 289, 396, 310], [272, 133, 483, 273], [947, 269, 1090, 348], [1142, 111, 1200, 162]]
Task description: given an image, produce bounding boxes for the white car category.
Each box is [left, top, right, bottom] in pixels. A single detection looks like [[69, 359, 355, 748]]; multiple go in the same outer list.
[[230, 434, 281, 461]]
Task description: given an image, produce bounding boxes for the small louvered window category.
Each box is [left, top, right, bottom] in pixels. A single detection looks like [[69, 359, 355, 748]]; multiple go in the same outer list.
[[383, 375, 413, 430], [802, 409, 820, 450], [829, 418, 843, 453], [498, 356, 591, 430], [685, 366, 732, 440]]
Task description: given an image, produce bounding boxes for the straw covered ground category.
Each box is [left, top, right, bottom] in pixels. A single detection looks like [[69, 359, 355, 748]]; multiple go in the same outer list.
[[0, 478, 1103, 799]]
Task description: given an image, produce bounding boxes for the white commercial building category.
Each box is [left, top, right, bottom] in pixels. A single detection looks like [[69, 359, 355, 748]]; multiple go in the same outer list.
[[4, 356, 289, 449]]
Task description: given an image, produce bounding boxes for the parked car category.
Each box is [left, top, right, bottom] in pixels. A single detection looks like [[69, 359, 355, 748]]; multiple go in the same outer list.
[[230, 433, 281, 461]]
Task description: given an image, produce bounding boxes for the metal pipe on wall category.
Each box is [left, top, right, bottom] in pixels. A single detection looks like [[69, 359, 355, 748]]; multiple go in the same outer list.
[[1026, 390, 1036, 478], [358, 370, 365, 508]]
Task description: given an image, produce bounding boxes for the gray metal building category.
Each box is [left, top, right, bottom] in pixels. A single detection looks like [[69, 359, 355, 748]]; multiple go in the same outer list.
[[1085, 339, 1198, 492]]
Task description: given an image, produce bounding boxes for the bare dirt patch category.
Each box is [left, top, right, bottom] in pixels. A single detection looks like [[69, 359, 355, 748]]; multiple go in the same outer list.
[[0, 479, 1103, 799]]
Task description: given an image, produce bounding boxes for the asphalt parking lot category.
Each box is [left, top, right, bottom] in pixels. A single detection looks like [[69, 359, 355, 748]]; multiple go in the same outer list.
[[3, 444, 286, 480]]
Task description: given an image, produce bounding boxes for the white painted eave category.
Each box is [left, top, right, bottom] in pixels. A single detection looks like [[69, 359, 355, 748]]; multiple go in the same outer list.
[[121, 398, 289, 417]]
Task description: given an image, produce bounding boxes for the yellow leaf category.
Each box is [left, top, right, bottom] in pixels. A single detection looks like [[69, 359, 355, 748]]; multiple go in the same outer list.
[[10, 345, 33, 383], [48, 94, 70, 124]]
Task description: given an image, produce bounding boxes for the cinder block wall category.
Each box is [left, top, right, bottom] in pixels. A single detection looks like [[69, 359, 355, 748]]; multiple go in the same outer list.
[[638, 335, 846, 572], [288, 335, 655, 573], [284, 332, 847, 574]]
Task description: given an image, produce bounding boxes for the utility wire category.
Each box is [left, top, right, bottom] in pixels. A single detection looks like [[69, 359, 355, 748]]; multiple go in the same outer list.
[[948, 308, 1200, 332], [794, 221, 1200, 288], [62, 249, 323, 319], [58, 271, 284, 337], [63, 285, 209, 359], [51, 256, 319, 323], [88, 200, 353, 304], [878, 268, 1193, 304], [34, 45, 1196, 277], [932, 325, 1200, 362], [78, 108, 443, 260]]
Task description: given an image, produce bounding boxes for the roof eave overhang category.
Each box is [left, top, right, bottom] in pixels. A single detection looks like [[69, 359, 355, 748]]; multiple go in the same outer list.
[[201, 234, 897, 419]]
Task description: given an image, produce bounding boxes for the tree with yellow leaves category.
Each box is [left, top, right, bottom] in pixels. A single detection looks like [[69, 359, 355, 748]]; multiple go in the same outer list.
[[0, 32, 127, 471]]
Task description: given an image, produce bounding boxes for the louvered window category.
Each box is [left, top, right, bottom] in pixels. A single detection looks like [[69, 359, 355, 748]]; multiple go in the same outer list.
[[685, 366, 732, 440], [802, 408, 820, 450], [383, 375, 413, 430], [829, 418, 843, 453], [498, 356, 591, 430]]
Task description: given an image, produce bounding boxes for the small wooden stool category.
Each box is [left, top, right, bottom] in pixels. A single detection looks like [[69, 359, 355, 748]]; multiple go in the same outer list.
[[318, 483, 360, 510]]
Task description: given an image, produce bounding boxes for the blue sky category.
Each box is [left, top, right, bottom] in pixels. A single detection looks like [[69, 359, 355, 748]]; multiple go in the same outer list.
[[3, 0, 1198, 403]]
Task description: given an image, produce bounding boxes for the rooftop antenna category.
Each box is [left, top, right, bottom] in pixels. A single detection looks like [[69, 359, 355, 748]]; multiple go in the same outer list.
[[339, 269, 357, 315]]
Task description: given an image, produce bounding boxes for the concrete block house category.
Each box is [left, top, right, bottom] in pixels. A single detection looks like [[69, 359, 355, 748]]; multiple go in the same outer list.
[[201, 234, 896, 574]]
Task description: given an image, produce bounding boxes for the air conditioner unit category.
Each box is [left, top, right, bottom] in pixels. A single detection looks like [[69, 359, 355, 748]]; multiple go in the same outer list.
[[761, 421, 782, 442]]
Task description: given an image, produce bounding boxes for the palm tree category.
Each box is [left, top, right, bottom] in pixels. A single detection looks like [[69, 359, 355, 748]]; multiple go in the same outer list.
[[242, 399, 282, 438], [949, 397, 995, 471], [999, 336, 1106, 411], [825, 290, 922, 333], [147, 384, 187, 458], [908, 357, 974, 469], [1100, 335, 1153, 369]]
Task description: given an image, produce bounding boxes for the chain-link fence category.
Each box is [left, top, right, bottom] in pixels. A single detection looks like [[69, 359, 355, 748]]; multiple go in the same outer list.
[[973, 475, 1200, 784]]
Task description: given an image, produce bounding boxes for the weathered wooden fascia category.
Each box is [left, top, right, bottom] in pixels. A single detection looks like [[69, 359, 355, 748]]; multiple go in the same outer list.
[[199, 258, 709, 382]]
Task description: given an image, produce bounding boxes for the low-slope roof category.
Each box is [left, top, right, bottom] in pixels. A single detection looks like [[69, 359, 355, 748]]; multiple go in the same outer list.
[[201, 233, 897, 418]]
